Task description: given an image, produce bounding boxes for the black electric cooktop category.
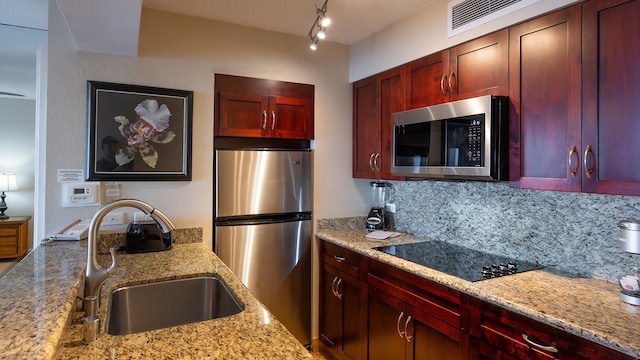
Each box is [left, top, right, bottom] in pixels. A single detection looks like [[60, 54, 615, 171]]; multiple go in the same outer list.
[[373, 241, 544, 282]]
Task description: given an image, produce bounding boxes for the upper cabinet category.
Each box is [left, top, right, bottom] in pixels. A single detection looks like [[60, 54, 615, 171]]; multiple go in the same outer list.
[[353, 30, 508, 180], [581, 0, 640, 195], [448, 29, 509, 102], [406, 29, 508, 109], [508, 5, 583, 191], [353, 67, 406, 180], [511, 0, 640, 196], [215, 74, 314, 140]]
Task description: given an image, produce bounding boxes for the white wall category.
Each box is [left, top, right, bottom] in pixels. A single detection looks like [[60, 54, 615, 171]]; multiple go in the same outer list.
[[349, 0, 578, 81], [0, 98, 36, 247], [46, 3, 369, 248]]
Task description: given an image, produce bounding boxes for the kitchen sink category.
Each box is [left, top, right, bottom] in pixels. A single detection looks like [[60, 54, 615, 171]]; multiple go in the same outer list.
[[106, 275, 244, 335]]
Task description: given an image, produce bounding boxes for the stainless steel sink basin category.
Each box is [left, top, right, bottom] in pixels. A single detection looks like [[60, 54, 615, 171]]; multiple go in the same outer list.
[[106, 275, 244, 335]]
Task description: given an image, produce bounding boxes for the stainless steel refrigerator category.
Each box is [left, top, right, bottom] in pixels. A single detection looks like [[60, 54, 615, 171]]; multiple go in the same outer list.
[[214, 149, 312, 346]]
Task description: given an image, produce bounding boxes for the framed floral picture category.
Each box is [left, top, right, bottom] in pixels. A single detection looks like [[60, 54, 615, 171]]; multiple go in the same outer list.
[[86, 81, 193, 181]]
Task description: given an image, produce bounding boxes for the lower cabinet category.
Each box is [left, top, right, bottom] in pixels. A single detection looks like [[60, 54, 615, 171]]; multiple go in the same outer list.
[[368, 282, 468, 360], [318, 239, 635, 360], [319, 263, 367, 360], [468, 297, 636, 360], [319, 240, 367, 360]]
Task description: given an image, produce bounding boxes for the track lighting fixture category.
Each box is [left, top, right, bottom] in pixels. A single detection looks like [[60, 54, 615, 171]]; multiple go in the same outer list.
[[308, 0, 330, 51]]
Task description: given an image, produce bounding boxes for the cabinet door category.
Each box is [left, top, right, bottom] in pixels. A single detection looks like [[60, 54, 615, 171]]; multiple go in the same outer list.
[[378, 66, 406, 180], [449, 29, 508, 101], [218, 91, 268, 138], [353, 76, 380, 178], [582, 0, 640, 195], [508, 5, 582, 191], [406, 51, 449, 109], [409, 305, 468, 360], [269, 95, 313, 139], [319, 264, 342, 351], [368, 285, 407, 360], [319, 263, 367, 360]]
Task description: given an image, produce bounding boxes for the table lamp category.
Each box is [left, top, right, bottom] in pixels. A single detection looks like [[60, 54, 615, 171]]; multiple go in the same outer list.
[[0, 173, 18, 220]]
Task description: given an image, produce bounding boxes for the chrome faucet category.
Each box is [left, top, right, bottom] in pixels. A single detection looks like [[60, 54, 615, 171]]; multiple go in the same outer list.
[[82, 199, 175, 343]]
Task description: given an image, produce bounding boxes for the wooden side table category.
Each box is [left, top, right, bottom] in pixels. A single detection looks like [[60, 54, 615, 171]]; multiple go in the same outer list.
[[0, 216, 31, 260]]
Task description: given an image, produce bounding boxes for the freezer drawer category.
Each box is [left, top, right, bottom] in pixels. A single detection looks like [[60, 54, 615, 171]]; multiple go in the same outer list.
[[214, 219, 311, 346], [215, 150, 312, 218]]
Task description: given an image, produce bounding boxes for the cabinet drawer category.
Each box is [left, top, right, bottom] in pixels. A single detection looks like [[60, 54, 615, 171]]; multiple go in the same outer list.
[[368, 257, 464, 329], [320, 240, 364, 278], [0, 236, 18, 246], [0, 227, 18, 236], [472, 298, 635, 360], [0, 244, 17, 257]]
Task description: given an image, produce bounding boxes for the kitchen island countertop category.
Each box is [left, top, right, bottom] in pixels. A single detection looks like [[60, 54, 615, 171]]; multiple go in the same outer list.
[[317, 228, 640, 359], [0, 240, 312, 359]]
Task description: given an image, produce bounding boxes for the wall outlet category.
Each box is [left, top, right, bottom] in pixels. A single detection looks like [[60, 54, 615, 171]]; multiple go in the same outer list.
[[102, 211, 124, 226], [134, 211, 153, 222]]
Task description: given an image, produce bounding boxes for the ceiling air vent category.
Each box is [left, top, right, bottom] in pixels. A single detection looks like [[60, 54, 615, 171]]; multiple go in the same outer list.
[[448, 0, 539, 37]]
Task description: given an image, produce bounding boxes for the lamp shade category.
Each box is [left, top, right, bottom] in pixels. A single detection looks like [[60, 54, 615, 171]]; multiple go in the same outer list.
[[0, 173, 17, 192]]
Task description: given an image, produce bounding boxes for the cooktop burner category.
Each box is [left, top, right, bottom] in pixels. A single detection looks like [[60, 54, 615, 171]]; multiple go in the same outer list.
[[373, 241, 543, 282]]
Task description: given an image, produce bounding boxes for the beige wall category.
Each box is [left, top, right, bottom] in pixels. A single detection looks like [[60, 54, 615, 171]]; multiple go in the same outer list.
[[46, 4, 370, 247], [349, 0, 578, 81]]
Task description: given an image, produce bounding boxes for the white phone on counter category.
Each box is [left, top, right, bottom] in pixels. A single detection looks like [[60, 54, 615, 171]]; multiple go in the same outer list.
[[49, 219, 91, 240]]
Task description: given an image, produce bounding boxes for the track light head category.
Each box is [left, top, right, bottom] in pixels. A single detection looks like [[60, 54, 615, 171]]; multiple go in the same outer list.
[[307, 0, 330, 50]]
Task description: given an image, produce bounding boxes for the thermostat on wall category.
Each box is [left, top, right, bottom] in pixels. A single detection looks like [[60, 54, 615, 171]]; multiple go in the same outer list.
[[61, 182, 101, 207]]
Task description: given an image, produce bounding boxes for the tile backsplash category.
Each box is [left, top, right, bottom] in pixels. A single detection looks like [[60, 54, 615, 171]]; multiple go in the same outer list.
[[385, 181, 640, 283]]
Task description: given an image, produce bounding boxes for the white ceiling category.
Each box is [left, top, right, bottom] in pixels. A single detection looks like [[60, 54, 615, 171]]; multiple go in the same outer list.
[[0, 0, 437, 99]]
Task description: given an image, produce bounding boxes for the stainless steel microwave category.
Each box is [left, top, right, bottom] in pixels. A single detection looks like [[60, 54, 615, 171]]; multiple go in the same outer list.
[[391, 95, 509, 181]]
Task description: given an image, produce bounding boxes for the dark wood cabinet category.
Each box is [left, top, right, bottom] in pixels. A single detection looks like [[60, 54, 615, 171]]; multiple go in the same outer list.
[[406, 51, 449, 109], [581, 0, 640, 195], [317, 238, 635, 360], [448, 29, 508, 101], [214, 74, 314, 140], [468, 297, 635, 360], [405, 30, 508, 109], [352, 75, 380, 179], [318, 241, 367, 360], [511, 0, 640, 196], [508, 4, 583, 191], [367, 258, 469, 360], [352, 67, 406, 180]]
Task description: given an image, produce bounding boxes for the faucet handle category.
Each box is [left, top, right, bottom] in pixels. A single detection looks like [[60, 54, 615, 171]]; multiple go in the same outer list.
[[106, 247, 117, 275]]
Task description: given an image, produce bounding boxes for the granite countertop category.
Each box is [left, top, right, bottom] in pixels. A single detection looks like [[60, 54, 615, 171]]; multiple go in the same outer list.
[[316, 228, 640, 359], [0, 238, 311, 359]]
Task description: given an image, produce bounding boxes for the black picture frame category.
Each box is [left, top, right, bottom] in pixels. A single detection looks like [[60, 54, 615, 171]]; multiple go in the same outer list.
[[86, 81, 193, 181]]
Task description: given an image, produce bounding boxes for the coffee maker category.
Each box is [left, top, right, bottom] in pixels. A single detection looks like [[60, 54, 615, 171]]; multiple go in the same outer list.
[[366, 181, 393, 231]]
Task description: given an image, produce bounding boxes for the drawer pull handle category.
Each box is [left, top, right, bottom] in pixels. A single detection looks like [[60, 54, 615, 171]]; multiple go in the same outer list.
[[521, 333, 558, 353], [403, 315, 413, 342], [331, 276, 338, 297], [568, 145, 578, 178], [335, 278, 343, 299], [333, 255, 346, 262], [396, 312, 405, 338]]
